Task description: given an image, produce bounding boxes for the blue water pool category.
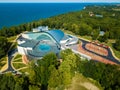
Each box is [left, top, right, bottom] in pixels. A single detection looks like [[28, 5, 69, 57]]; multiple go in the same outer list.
[[39, 44, 51, 51]]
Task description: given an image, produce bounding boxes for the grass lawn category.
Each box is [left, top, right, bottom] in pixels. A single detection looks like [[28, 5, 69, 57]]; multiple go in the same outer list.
[[10, 42, 17, 50], [7, 35, 18, 52], [19, 67, 29, 73], [12, 54, 27, 70], [67, 73, 103, 90], [62, 29, 75, 35], [107, 40, 120, 60], [0, 56, 7, 70], [13, 58, 22, 62], [12, 63, 26, 70], [0, 64, 8, 72], [14, 54, 22, 60], [62, 29, 92, 41], [7, 36, 17, 42], [12, 54, 29, 72], [80, 36, 92, 41], [112, 48, 120, 60], [0, 56, 7, 62]]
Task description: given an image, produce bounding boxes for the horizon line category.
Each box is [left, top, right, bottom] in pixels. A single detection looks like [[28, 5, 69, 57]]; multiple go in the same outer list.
[[0, 1, 120, 3]]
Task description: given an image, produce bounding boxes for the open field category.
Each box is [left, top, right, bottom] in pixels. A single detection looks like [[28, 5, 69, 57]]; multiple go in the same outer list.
[[7, 35, 18, 52], [13, 58, 22, 62], [12, 63, 26, 70], [19, 67, 29, 73], [67, 73, 103, 90], [7, 36, 17, 42], [107, 40, 120, 61], [14, 54, 22, 60], [0, 56, 7, 71], [12, 54, 27, 70]]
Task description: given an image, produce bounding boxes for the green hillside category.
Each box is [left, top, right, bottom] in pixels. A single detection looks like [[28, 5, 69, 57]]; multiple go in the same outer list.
[[0, 5, 120, 90]]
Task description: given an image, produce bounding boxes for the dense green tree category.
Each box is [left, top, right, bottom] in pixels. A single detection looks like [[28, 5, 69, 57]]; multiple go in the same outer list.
[[59, 49, 78, 86], [78, 23, 92, 36], [0, 36, 9, 58], [14, 75, 29, 90], [48, 67, 62, 88], [114, 39, 120, 51], [29, 85, 39, 90], [0, 73, 15, 90], [28, 53, 58, 90], [14, 82, 23, 90], [77, 60, 120, 90], [91, 29, 99, 40]]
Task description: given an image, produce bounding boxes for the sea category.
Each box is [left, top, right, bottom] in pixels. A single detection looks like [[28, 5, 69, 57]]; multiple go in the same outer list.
[[0, 3, 118, 29]]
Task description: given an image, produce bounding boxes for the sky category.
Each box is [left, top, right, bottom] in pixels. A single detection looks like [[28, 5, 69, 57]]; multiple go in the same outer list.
[[0, 0, 120, 3]]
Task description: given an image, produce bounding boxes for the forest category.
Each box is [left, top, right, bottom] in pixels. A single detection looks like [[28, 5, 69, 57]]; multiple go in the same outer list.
[[0, 5, 120, 90], [0, 50, 120, 90]]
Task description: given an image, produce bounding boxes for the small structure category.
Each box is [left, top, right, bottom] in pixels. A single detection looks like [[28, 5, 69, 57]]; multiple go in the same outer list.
[[89, 12, 94, 17], [32, 26, 48, 32], [112, 13, 116, 17], [95, 14, 103, 18], [83, 7, 86, 9], [99, 31, 105, 36]]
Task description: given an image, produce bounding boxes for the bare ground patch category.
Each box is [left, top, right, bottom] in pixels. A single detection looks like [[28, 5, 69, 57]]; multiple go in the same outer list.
[[68, 73, 102, 90]]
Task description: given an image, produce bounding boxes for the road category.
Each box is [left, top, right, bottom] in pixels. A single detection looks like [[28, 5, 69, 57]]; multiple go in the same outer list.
[[2, 49, 18, 73], [79, 38, 120, 64]]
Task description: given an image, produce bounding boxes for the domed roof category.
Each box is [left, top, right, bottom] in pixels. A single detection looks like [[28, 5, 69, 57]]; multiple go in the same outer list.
[[46, 30, 64, 43]]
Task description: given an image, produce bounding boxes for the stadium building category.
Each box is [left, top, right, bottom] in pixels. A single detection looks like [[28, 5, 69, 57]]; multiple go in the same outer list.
[[17, 26, 78, 60]]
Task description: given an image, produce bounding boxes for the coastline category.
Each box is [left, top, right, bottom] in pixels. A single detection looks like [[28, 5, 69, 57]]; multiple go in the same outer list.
[[0, 3, 85, 29], [0, 3, 118, 29]]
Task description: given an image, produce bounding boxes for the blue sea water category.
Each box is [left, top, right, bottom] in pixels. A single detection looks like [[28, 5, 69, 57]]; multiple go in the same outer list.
[[0, 3, 117, 29]]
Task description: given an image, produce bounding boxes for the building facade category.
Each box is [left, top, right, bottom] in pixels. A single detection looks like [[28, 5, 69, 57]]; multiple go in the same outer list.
[[17, 26, 78, 60]]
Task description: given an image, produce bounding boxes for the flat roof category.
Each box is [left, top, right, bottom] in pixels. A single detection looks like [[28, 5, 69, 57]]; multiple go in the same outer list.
[[18, 39, 38, 48]]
